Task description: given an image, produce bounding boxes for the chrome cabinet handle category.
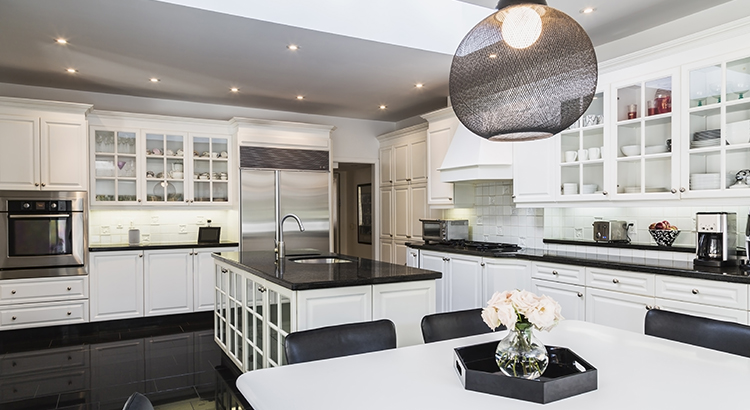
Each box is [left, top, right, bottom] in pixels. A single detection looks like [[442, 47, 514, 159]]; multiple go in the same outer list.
[[406, 235, 411, 238], [139, 254, 143, 258], [448, 197, 453, 201], [602, 191, 608, 196], [12, 316, 17, 321], [137, 199, 142, 203], [671, 188, 677, 194], [511, 195, 516, 199], [41, 183, 46, 187], [67, 311, 72, 316], [612, 278, 620, 284], [221, 268, 228, 273], [646, 305, 652, 310], [11, 290, 16, 294], [67, 286, 72, 291], [577, 292, 583, 298], [34, 183, 40, 187], [552, 270, 558, 275], [481, 262, 485, 267], [258, 286, 266, 293], [692, 289, 699, 295], [680, 187, 686, 192]]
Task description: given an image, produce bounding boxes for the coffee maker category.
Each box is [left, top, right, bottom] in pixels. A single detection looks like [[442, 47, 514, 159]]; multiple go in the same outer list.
[[694, 212, 737, 267]]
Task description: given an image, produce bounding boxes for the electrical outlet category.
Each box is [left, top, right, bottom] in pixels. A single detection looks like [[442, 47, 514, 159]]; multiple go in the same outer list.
[[483, 235, 489, 241], [116, 220, 123, 229], [519, 237, 527, 247], [627, 220, 637, 234], [151, 216, 159, 225], [496, 226, 503, 236], [574, 228, 583, 239], [179, 224, 187, 234], [142, 233, 150, 242], [197, 216, 205, 226], [101, 226, 110, 235], [476, 216, 483, 225]]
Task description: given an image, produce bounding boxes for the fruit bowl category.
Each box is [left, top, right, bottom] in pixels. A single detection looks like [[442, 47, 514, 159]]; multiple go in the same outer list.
[[649, 229, 680, 247]]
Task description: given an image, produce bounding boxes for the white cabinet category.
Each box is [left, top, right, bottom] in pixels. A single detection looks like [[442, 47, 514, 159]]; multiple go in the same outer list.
[[482, 258, 531, 301], [654, 298, 749, 323], [531, 262, 586, 285], [447, 254, 483, 312], [379, 186, 393, 242], [406, 247, 419, 267], [0, 98, 90, 191], [531, 279, 586, 321], [296, 285, 373, 330], [144, 249, 194, 317], [654, 275, 748, 310], [373, 281, 436, 347], [420, 108, 456, 206], [393, 139, 427, 185], [419, 250, 448, 312], [394, 184, 427, 241], [194, 247, 237, 311], [90, 251, 144, 321], [585, 287, 653, 333], [0, 276, 90, 330], [380, 241, 394, 263], [394, 241, 408, 266], [379, 146, 394, 185], [512, 137, 558, 203]]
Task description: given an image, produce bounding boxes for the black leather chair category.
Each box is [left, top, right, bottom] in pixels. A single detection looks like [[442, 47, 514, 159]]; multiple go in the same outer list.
[[122, 392, 154, 410], [644, 309, 750, 358], [284, 319, 397, 365], [421, 308, 505, 344]]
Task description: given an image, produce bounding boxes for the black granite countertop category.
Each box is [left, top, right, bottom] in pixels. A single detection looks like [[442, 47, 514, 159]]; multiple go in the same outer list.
[[90, 241, 239, 252], [407, 243, 750, 284], [212, 251, 442, 291]]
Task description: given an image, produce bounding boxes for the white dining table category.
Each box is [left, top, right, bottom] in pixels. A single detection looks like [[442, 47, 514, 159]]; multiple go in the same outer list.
[[236, 320, 750, 409]]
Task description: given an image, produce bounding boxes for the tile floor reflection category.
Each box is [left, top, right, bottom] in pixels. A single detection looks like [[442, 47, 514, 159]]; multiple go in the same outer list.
[[0, 313, 251, 410]]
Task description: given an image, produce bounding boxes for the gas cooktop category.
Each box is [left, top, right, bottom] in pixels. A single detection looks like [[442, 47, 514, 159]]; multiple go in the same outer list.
[[427, 240, 521, 253]]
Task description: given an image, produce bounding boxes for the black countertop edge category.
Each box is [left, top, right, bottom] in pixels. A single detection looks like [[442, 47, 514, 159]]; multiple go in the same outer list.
[[212, 252, 441, 291], [543, 238, 697, 253], [90, 242, 239, 252], [406, 243, 750, 284]]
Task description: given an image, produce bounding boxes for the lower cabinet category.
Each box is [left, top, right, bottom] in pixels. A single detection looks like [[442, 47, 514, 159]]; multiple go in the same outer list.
[[531, 279, 586, 321], [482, 258, 531, 302], [0, 345, 89, 403], [214, 260, 436, 372], [90, 247, 236, 322], [585, 287, 653, 333], [0, 276, 90, 330]]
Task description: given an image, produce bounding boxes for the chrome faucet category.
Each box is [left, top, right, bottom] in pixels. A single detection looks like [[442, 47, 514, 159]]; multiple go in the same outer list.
[[276, 213, 305, 259]]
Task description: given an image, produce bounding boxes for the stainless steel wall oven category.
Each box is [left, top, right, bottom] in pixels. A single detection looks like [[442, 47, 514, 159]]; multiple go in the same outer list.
[[0, 191, 87, 279]]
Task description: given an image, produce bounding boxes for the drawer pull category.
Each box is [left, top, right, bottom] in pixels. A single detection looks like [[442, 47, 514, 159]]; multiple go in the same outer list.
[[691, 289, 699, 295], [612, 278, 619, 284], [67, 286, 72, 291], [646, 305, 652, 310], [139, 254, 143, 258], [552, 270, 558, 275], [12, 316, 17, 321], [258, 286, 266, 293], [67, 311, 72, 316], [221, 268, 228, 273], [577, 292, 583, 298], [11, 290, 16, 294], [481, 262, 486, 267]]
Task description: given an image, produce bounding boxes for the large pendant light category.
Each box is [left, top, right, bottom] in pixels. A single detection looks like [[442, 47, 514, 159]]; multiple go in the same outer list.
[[449, 0, 598, 141]]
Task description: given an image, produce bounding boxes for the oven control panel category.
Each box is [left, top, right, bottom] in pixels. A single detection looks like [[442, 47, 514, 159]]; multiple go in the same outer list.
[[8, 200, 70, 213]]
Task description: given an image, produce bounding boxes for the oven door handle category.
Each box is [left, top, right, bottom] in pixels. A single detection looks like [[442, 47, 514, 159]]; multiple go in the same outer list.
[[8, 214, 71, 219]]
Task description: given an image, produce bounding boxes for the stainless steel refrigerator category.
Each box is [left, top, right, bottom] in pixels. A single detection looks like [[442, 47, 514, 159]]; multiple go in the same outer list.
[[240, 146, 331, 255]]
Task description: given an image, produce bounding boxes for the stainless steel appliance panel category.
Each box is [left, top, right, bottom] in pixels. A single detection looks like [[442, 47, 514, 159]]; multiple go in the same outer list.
[[241, 170, 276, 252], [279, 170, 330, 255]]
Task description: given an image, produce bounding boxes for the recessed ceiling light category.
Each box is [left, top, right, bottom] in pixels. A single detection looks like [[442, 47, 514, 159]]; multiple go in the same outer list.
[[489, 54, 498, 59], [296, 95, 304, 100], [230, 87, 239, 92], [415, 83, 424, 88], [287, 44, 299, 51], [150, 78, 160, 83], [66, 68, 77, 73], [56, 38, 68, 45], [379, 105, 387, 110], [580, 7, 596, 14]]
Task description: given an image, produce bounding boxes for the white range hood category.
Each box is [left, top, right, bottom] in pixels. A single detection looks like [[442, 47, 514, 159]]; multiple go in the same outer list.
[[437, 121, 514, 183]]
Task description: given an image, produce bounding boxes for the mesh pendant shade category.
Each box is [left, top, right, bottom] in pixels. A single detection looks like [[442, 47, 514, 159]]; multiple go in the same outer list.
[[449, 2, 598, 141]]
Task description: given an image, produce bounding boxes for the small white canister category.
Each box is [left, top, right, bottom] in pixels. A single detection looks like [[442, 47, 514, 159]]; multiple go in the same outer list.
[[128, 227, 140, 245]]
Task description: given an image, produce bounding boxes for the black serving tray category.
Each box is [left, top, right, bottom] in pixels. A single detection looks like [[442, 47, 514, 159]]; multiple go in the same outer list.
[[454, 341, 597, 404]]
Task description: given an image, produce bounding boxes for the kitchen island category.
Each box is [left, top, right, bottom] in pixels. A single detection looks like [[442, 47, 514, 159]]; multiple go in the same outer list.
[[212, 251, 441, 372]]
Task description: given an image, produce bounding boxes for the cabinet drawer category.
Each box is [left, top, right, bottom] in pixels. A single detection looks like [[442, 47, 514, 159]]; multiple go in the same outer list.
[[0, 276, 88, 304], [0, 346, 87, 376], [586, 267, 655, 296], [0, 369, 88, 401], [655, 298, 749, 325], [655, 276, 748, 310], [0, 300, 88, 330], [531, 262, 585, 285]]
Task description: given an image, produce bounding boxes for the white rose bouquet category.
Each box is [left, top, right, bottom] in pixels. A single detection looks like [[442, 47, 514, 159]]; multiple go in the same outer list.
[[481, 289, 564, 332]]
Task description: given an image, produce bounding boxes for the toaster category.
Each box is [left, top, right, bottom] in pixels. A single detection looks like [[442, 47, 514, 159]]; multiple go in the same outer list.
[[593, 220, 629, 242]]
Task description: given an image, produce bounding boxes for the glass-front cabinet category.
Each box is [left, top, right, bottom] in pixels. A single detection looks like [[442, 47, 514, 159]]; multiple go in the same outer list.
[[558, 92, 606, 201], [145, 131, 186, 203], [682, 55, 750, 199], [612, 72, 680, 200], [92, 129, 139, 204], [191, 135, 229, 203]]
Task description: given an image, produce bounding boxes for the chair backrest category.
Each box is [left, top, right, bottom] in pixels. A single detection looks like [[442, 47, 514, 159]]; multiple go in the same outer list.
[[122, 392, 154, 410], [421, 308, 504, 344], [284, 319, 397, 365], [644, 309, 750, 358]]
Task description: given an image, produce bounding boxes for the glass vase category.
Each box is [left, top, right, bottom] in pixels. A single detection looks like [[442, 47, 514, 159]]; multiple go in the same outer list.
[[495, 326, 549, 379]]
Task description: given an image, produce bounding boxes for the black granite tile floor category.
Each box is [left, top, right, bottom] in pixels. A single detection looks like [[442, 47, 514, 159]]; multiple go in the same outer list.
[[0, 313, 252, 410]]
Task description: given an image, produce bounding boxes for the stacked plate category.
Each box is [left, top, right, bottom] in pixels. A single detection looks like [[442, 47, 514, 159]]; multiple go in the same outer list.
[[581, 184, 597, 194], [562, 183, 578, 195], [690, 173, 721, 190], [691, 129, 721, 148]]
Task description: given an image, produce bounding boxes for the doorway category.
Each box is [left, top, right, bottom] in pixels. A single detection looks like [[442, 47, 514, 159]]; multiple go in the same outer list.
[[333, 163, 374, 259]]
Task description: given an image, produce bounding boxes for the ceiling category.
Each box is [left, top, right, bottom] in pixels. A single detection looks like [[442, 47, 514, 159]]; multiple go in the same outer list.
[[0, 0, 743, 123]]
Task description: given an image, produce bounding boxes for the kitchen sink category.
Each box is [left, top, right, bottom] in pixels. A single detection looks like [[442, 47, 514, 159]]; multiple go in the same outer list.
[[290, 256, 353, 264]]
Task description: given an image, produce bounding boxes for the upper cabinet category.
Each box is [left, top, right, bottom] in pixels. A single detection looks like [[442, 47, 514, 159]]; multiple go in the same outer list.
[[89, 112, 233, 207], [0, 97, 91, 191], [378, 125, 427, 187]]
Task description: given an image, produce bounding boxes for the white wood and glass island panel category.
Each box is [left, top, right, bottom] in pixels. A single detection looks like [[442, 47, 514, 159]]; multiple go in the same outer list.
[[237, 320, 750, 410], [212, 251, 440, 372]]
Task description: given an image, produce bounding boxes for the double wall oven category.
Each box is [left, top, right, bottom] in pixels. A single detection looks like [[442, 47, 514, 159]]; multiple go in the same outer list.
[[0, 191, 87, 279]]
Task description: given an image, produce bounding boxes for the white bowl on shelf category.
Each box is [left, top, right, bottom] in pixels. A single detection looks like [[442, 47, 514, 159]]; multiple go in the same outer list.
[[620, 145, 641, 156], [726, 120, 750, 145]]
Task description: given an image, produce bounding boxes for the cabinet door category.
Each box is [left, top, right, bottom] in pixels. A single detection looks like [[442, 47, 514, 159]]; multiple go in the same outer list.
[[419, 251, 448, 313], [380, 240, 393, 263], [409, 184, 427, 240], [373, 281, 436, 347], [447, 254, 483, 312], [379, 146, 393, 185], [144, 249, 193, 316], [655, 298, 749, 324], [427, 125, 455, 205], [409, 139, 428, 184], [406, 247, 419, 268], [394, 185, 409, 239], [41, 117, 87, 191], [394, 242, 408, 266], [194, 247, 237, 311], [296, 285, 372, 331], [379, 187, 393, 240], [586, 288, 654, 333], [531, 279, 585, 321], [90, 251, 144, 321], [512, 138, 557, 203], [0, 115, 39, 190], [394, 143, 409, 184], [482, 258, 531, 302]]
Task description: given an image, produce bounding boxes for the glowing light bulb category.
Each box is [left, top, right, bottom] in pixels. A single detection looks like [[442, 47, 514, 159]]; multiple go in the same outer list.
[[499, 6, 542, 49]]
